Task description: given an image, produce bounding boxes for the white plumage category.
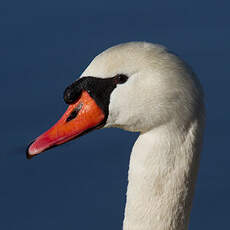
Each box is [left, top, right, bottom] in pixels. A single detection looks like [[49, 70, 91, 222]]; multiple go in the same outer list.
[[80, 42, 205, 230]]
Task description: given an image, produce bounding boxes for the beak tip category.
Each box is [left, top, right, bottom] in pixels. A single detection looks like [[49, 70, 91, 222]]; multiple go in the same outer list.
[[26, 140, 35, 160], [26, 152, 33, 160]]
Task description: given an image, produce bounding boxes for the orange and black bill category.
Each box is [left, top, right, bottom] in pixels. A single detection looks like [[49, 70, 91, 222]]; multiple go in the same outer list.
[[26, 90, 105, 159], [26, 75, 126, 159]]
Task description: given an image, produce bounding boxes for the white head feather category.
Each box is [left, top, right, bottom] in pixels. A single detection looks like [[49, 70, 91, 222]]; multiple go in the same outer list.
[[81, 42, 204, 133], [81, 42, 205, 230]]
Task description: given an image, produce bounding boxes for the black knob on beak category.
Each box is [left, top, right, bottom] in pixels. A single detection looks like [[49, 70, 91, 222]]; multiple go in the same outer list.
[[63, 83, 82, 104]]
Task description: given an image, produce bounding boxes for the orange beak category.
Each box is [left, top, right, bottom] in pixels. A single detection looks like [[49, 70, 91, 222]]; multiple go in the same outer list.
[[27, 90, 105, 159]]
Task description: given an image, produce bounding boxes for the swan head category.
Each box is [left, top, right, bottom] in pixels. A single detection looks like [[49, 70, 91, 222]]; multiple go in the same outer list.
[[27, 42, 204, 158]]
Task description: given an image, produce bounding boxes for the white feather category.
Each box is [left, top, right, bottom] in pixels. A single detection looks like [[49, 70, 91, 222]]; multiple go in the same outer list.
[[81, 42, 205, 230]]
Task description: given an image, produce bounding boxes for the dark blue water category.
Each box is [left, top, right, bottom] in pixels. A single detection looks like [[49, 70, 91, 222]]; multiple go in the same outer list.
[[0, 0, 229, 229]]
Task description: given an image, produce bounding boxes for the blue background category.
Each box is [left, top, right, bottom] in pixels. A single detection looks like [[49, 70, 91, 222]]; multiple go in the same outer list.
[[0, 0, 229, 229]]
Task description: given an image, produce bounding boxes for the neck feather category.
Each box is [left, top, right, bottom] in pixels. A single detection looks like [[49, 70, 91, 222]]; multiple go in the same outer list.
[[123, 119, 204, 230]]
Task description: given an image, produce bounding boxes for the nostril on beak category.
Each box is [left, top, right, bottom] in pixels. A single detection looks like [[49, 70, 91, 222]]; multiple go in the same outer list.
[[66, 103, 83, 122]]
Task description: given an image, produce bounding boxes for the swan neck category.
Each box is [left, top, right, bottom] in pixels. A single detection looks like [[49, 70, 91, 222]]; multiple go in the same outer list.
[[123, 121, 203, 230]]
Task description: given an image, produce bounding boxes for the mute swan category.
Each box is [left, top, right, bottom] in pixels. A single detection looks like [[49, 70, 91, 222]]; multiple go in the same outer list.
[[27, 42, 205, 230]]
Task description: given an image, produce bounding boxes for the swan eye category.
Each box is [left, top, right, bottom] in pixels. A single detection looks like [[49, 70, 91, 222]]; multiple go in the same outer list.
[[115, 74, 128, 84]]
